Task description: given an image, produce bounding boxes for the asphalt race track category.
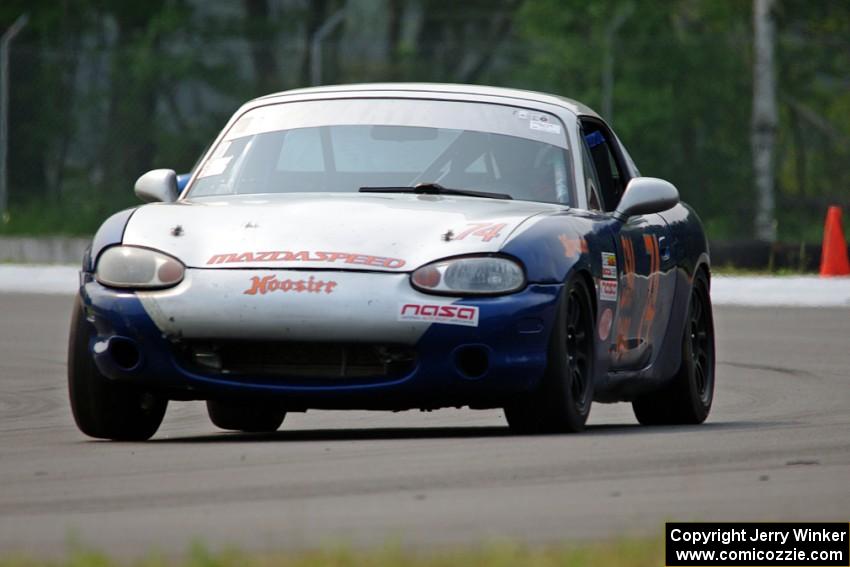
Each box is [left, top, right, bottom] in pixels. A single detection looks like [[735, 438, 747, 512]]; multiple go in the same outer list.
[[1, 293, 848, 557]]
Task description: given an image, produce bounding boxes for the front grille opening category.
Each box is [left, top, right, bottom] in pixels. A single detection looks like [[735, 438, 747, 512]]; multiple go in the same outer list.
[[178, 341, 416, 381]]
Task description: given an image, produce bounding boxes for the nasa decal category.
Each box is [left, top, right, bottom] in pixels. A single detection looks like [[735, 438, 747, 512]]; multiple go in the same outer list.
[[398, 303, 479, 327]]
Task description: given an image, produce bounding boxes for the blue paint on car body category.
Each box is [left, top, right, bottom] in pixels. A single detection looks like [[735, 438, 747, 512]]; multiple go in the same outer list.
[[84, 207, 138, 273], [79, 280, 561, 409]]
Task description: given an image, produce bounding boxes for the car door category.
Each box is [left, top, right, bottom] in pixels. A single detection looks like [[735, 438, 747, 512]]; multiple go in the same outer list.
[[610, 212, 674, 370], [580, 118, 675, 372]]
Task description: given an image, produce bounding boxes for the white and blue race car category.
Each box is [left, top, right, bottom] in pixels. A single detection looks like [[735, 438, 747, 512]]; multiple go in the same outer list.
[[69, 83, 715, 440]]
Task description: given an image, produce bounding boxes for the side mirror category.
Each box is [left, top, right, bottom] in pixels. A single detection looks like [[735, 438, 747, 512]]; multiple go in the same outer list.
[[134, 169, 178, 203], [613, 177, 679, 220]]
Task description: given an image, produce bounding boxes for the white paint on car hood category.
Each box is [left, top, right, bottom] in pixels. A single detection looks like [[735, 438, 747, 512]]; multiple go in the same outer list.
[[121, 193, 560, 271]]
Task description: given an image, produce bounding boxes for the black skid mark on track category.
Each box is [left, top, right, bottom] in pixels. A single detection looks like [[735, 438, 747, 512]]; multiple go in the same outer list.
[[720, 361, 813, 378]]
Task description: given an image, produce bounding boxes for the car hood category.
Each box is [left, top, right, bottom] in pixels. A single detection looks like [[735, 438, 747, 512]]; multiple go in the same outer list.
[[121, 193, 562, 271]]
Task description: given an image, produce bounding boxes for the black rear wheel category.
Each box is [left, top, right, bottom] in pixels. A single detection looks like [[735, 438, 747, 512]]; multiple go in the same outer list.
[[68, 296, 167, 441], [207, 400, 286, 433], [504, 275, 595, 433], [632, 269, 715, 425]]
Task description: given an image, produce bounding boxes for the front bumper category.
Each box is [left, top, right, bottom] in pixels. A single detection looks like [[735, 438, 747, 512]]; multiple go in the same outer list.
[[79, 269, 562, 410]]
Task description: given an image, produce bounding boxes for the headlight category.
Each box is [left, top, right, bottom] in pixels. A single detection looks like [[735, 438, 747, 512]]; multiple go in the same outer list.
[[96, 246, 185, 289], [411, 256, 525, 295]]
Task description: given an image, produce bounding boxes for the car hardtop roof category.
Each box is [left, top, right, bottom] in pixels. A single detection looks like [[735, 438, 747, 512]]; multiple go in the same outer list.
[[252, 82, 601, 119]]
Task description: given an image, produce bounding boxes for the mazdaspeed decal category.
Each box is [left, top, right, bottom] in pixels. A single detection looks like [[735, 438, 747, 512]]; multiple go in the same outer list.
[[601, 252, 617, 279], [244, 275, 338, 295], [599, 279, 618, 302], [208, 251, 406, 269], [398, 303, 479, 327]]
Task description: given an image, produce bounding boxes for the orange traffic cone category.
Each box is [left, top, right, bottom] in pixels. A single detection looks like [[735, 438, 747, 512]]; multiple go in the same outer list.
[[820, 206, 850, 277]]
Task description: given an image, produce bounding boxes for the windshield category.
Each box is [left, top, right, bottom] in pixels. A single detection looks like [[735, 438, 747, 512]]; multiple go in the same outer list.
[[188, 98, 575, 205]]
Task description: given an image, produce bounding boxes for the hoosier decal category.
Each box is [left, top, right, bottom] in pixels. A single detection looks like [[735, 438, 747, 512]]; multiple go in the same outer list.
[[398, 303, 479, 327], [209, 251, 405, 269], [244, 275, 338, 295]]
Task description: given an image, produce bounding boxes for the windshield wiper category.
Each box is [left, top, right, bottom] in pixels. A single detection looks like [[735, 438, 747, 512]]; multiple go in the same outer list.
[[359, 182, 512, 200]]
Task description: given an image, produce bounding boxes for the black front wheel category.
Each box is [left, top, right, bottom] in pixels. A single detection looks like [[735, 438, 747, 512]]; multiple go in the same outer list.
[[68, 296, 167, 441], [632, 269, 715, 425], [504, 275, 595, 434]]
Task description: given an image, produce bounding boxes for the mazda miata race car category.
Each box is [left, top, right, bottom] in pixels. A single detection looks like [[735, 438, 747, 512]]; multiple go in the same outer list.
[[69, 83, 715, 440]]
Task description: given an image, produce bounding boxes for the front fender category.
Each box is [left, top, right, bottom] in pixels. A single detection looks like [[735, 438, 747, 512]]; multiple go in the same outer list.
[[83, 207, 139, 272], [501, 211, 617, 284]]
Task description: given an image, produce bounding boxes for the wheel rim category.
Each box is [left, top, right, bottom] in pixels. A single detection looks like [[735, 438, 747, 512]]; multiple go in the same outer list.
[[565, 287, 593, 412], [689, 284, 713, 402]]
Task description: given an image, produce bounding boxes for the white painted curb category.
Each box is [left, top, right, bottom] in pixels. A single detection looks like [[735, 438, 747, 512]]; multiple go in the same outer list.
[[0, 265, 79, 295], [711, 275, 850, 308]]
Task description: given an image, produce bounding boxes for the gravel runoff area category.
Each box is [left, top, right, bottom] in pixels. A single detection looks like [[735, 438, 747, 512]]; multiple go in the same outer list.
[[1, 265, 848, 307]]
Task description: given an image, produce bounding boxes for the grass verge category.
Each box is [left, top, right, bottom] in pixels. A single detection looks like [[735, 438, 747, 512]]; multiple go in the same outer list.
[[712, 264, 816, 276], [0, 538, 664, 567]]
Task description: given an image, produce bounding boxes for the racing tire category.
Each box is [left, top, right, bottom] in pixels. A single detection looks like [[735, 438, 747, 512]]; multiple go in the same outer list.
[[632, 269, 715, 425], [504, 275, 595, 434], [68, 296, 168, 441], [206, 400, 286, 433]]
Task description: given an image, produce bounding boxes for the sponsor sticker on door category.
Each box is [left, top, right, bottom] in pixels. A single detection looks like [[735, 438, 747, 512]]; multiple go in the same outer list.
[[601, 252, 617, 279], [398, 303, 479, 327], [599, 279, 618, 302]]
